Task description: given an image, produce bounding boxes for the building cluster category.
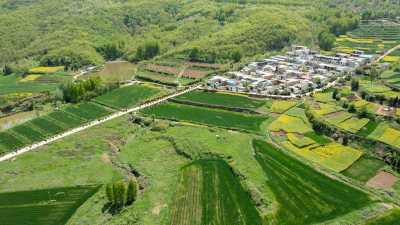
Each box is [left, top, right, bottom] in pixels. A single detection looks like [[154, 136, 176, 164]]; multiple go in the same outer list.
[[208, 46, 375, 95]]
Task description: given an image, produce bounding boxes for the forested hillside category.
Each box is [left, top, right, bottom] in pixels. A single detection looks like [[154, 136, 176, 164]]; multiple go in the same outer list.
[[0, 0, 394, 69]]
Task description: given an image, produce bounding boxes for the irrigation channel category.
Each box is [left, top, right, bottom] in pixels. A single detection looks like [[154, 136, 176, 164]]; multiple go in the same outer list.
[[0, 85, 201, 163]]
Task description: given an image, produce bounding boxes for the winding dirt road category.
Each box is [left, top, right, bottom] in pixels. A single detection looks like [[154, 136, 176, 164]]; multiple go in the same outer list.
[[0, 85, 200, 162]]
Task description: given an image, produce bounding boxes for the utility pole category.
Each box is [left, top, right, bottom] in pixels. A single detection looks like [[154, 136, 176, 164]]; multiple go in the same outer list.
[[311, 23, 315, 50]]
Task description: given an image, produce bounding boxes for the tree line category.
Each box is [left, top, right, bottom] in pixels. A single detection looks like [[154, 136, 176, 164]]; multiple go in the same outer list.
[[106, 180, 138, 211], [57, 76, 120, 103]]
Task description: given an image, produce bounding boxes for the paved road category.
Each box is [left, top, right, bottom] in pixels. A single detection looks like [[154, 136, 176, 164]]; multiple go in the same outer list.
[[0, 85, 200, 162]]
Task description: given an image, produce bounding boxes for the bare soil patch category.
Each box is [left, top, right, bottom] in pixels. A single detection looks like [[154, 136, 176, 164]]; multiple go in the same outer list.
[[228, 130, 239, 134], [346, 95, 359, 101], [324, 111, 345, 119], [293, 133, 304, 139], [377, 106, 397, 116], [102, 152, 111, 163], [271, 130, 286, 136], [269, 112, 280, 117], [366, 171, 399, 189], [152, 204, 167, 215], [256, 108, 267, 114]]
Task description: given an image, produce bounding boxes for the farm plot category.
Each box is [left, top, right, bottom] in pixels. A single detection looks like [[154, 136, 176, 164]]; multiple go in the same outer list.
[[181, 68, 206, 79], [45, 111, 84, 128], [315, 103, 341, 115], [143, 65, 181, 76], [93, 85, 160, 109], [253, 140, 371, 225], [341, 155, 386, 183], [314, 92, 334, 103], [11, 123, 47, 142], [0, 75, 58, 95], [30, 117, 66, 135], [285, 107, 309, 124], [304, 132, 332, 145], [353, 100, 369, 108], [64, 102, 111, 121], [136, 71, 177, 84], [381, 71, 400, 88], [270, 114, 312, 134], [325, 112, 352, 125], [283, 141, 362, 172], [29, 66, 65, 74], [173, 91, 267, 110], [286, 133, 315, 148], [337, 117, 370, 133], [357, 120, 380, 137], [184, 62, 223, 69], [140, 102, 268, 132], [168, 158, 262, 225], [0, 185, 100, 225], [270, 101, 297, 113], [0, 131, 28, 153]]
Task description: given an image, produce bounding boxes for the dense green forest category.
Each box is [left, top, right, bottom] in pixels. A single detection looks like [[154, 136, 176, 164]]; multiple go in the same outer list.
[[0, 0, 397, 69]]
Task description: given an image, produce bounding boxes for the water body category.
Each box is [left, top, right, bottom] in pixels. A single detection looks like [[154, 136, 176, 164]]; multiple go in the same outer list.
[[95, 62, 137, 81], [0, 111, 38, 131]]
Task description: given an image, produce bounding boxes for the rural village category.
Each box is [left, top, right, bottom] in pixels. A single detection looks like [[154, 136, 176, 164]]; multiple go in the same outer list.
[[209, 46, 375, 96]]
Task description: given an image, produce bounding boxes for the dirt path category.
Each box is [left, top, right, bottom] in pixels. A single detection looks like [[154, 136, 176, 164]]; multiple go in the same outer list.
[[0, 85, 201, 163], [375, 43, 400, 63]]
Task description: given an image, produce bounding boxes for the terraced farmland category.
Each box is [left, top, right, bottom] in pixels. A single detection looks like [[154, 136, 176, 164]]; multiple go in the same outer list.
[[29, 117, 66, 135], [11, 123, 47, 142], [381, 70, 400, 89], [64, 102, 111, 121], [45, 111, 84, 128], [253, 140, 371, 225], [0, 131, 27, 153], [335, 21, 400, 55], [173, 91, 267, 110], [140, 102, 268, 132], [0, 186, 100, 225], [93, 85, 161, 109], [270, 114, 312, 134], [270, 101, 297, 113], [168, 158, 263, 225]]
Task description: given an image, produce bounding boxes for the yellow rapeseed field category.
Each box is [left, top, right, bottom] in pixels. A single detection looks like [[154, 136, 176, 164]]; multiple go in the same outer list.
[[20, 75, 41, 82], [29, 66, 64, 73], [270, 115, 312, 134], [383, 56, 400, 62], [270, 101, 297, 113], [216, 92, 248, 98]]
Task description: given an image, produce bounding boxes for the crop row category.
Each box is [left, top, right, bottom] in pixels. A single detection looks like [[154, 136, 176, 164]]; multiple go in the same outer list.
[[64, 102, 111, 120], [140, 102, 268, 132], [143, 65, 181, 76], [181, 68, 206, 79], [184, 62, 223, 69], [173, 91, 267, 110], [93, 85, 161, 109]]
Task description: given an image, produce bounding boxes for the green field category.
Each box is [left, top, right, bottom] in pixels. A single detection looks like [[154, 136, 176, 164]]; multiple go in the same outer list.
[[168, 158, 263, 225], [11, 123, 47, 142], [141, 102, 269, 132], [29, 117, 66, 135], [64, 102, 111, 121], [357, 120, 380, 137], [0, 186, 100, 225], [361, 208, 400, 225], [253, 140, 371, 224], [381, 71, 400, 88], [0, 74, 59, 95], [341, 155, 386, 183], [93, 85, 161, 109], [304, 132, 332, 145], [173, 91, 267, 110], [0, 131, 27, 153], [46, 111, 84, 128]]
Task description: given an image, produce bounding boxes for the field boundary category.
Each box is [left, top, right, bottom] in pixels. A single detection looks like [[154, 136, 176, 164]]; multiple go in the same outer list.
[[0, 86, 201, 162], [168, 98, 262, 115]]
